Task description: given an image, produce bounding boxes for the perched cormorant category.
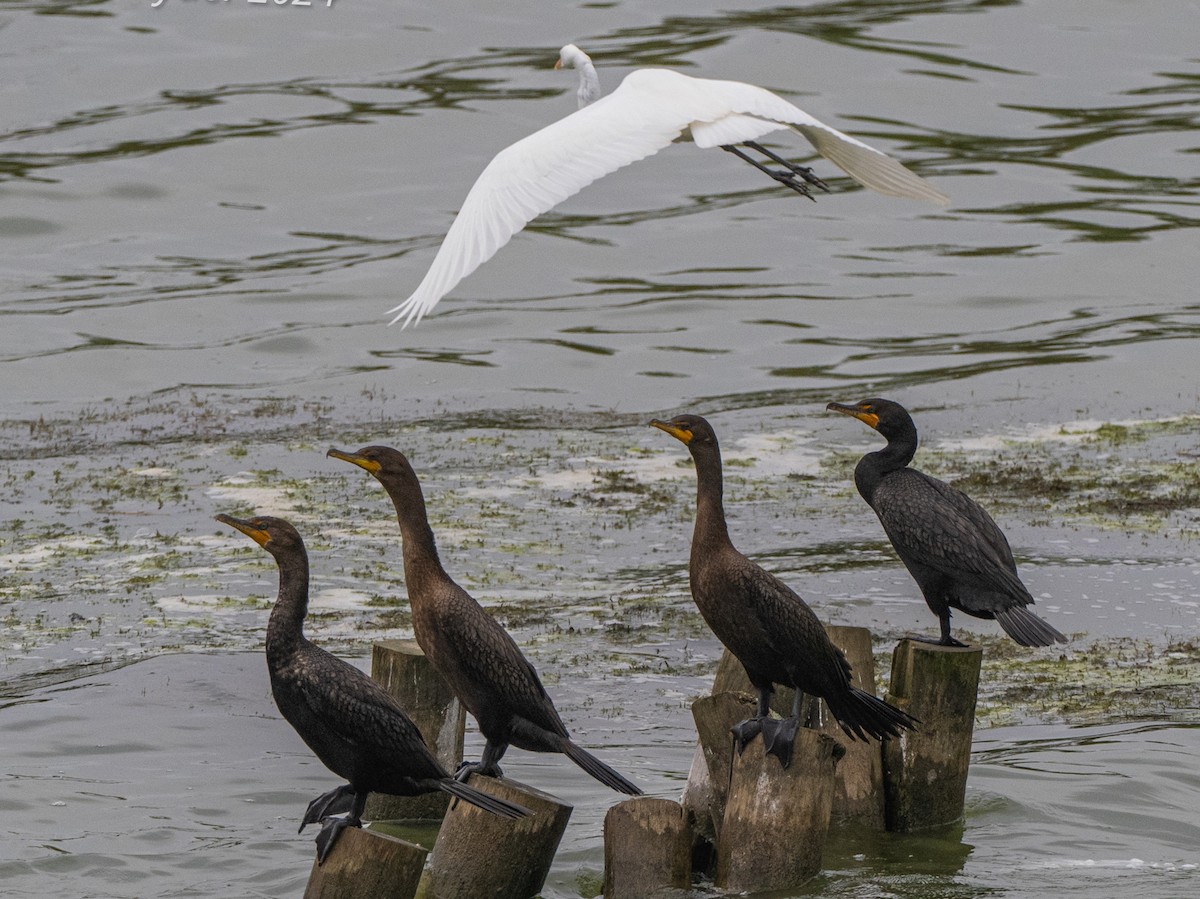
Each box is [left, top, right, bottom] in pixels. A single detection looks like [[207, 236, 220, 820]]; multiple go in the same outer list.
[[215, 513, 530, 864], [326, 446, 642, 796], [826, 398, 1068, 647], [650, 414, 915, 766]]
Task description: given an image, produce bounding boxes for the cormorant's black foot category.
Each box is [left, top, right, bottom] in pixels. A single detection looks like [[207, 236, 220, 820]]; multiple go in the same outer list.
[[731, 717, 765, 755], [454, 759, 504, 782], [908, 633, 969, 648], [314, 814, 361, 865], [759, 716, 800, 769], [300, 784, 355, 833]]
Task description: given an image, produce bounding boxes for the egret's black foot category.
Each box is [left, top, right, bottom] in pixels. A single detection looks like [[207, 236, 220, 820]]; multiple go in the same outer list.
[[300, 784, 355, 833], [314, 814, 361, 866], [759, 716, 801, 769], [741, 141, 831, 194], [763, 170, 815, 199], [783, 164, 830, 193], [454, 759, 504, 782], [731, 717, 766, 755]]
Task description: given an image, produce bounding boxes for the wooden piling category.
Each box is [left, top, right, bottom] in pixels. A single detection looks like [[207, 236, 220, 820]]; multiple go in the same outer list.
[[687, 690, 758, 839], [422, 774, 572, 899], [716, 727, 841, 893], [303, 825, 427, 899], [710, 631, 887, 828], [807, 625, 886, 828], [882, 639, 983, 831], [602, 797, 691, 899], [365, 639, 466, 821]]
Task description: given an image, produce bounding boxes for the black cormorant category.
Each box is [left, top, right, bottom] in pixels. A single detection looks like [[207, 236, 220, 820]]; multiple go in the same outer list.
[[650, 414, 915, 766], [826, 398, 1067, 647], [216, 513, 530, 863], [326, 446, 642, 796]]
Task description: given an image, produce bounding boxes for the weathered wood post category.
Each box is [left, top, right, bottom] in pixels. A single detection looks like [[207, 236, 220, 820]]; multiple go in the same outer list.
[[303, 826, 427, 899], [602, 797, 691, 898], [807, 625, 886, 828], [365, 639, 465, 821], [882, 639, 983, 831], [707, 632, 887, 828], [687, 690, 758, 840], [422, 775, 572, 899], [716, 727, 842, 892]]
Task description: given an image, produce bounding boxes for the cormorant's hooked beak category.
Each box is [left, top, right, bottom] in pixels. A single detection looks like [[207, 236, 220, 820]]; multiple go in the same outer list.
[[216, 513, 270, 547], [826, 402, 879, 431], [327, 447, 380, 474], [649, 419, 693, 445]]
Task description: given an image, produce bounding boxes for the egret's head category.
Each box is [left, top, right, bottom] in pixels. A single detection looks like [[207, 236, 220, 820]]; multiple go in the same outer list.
[[556, 44, 589, 71]]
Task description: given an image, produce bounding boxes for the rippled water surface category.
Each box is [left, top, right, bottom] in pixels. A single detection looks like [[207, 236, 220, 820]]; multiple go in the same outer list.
[[1, 0, 1198, 896]]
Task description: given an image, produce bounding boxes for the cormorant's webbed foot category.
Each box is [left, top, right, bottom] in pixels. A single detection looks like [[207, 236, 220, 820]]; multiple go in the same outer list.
[[731, 717, 765, 756], [732, 716, 802, 767], [759, 716, 800, 769], [314, 814, 362, 865], [454, 759, 504, 782], [300, 783, 355, 833], [908, 633, 969, 647]]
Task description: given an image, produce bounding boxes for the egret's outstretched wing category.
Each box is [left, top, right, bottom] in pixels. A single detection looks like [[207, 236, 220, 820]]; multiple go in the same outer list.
[[389, 75, 694, 327], [390, 68, 948, 327]]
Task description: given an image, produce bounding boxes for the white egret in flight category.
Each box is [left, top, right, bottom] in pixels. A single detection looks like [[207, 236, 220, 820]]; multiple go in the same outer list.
[[389, 44, 949, 327]]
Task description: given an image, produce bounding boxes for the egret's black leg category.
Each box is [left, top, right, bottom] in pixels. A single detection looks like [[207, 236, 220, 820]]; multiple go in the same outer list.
[[300, 783, 355, 833], [720, 144, 818, 199], [455, 738, 507, 781], [742, 141, 831, 193], [313, 789, 367, 865]]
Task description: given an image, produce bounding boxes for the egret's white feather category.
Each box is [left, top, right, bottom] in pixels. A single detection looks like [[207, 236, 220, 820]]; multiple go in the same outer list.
[[389, 53, 948, 327]]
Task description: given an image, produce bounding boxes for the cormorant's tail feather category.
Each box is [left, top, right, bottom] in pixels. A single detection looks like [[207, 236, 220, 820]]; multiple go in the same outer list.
[[995, 606, 1067, 647], [825, 687, 918, 742], [437, 779, 532, 819], [561, 738, 643, 796]]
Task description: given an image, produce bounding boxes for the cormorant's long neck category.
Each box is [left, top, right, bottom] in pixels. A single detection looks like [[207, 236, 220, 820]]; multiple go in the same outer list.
[[381, 476, 450, 596], [266, 549, 310, 667], [855, 423, 918, 503], [688, 442, 732, 557]]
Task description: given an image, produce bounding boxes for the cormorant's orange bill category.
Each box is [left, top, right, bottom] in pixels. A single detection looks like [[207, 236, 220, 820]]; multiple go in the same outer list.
[[826, 402, 880, 431], [649, 418, 693, 444], [327, 447, 381, 474], [216, 513, 270, 547]]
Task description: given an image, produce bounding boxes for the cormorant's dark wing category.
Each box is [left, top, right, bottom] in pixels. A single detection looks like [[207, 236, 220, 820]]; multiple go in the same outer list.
[[434, 590, 570, 738], [283, 648, 446, 779], [873, 468, 1031, 601], [734, 557, 852, 695]]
